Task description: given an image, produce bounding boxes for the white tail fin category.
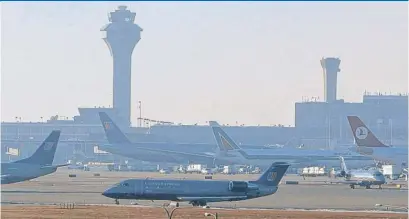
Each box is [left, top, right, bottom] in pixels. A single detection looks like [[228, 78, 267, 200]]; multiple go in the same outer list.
[[209, 121, 241, 151], [347, 116, 388, 148]]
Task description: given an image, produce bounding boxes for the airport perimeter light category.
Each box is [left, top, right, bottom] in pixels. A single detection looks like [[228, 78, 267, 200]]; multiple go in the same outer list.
[[204, 212, 218, 219]]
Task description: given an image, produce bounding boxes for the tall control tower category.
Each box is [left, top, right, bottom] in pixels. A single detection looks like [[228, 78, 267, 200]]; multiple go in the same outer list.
[[101, 6, 143, 127], [320, 57, 341, 103]]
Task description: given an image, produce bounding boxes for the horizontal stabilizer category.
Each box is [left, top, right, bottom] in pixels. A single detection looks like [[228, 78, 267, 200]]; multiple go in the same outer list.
[[40, 164, 69, 169]]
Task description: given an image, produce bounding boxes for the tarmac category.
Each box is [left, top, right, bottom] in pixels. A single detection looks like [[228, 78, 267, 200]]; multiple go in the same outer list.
[[1, 168, 408, 213]]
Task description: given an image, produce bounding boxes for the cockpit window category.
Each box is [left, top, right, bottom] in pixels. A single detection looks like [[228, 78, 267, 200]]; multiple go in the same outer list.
[[122, 182, 129, 187], [373, 172, 383, 177]]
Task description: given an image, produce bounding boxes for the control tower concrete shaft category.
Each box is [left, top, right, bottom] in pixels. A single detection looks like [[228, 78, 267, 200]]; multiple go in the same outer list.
[[101, 6, 143, 127], [320, 57, 341, 103]]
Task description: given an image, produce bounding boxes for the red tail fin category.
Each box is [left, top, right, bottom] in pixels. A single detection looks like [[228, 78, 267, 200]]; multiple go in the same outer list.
[[346, 116, 389, 148]]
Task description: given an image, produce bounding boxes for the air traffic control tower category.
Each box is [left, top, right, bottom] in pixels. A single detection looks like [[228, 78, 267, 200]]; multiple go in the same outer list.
[[320, 57, 341, 103], [101, 6, 143, 127]]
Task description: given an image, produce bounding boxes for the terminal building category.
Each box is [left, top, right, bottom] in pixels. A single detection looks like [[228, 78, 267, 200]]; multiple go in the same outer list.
[[1, 6, 407, 163]]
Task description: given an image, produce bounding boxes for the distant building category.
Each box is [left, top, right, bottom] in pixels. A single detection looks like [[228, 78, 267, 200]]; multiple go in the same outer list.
[[295, 92, 408, 148]]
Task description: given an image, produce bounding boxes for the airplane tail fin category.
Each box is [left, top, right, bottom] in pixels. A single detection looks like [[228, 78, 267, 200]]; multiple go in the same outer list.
[[253, 162, 290, 187], [14, 131, 61, 166], [347, 116, 388, 148], [98, 112, 131, 145], [209, 121, 241, 151]]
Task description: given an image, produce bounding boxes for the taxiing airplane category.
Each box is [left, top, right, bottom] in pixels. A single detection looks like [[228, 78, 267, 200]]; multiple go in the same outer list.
[[1, 131, 68, 184], [209, 121, 374, 168], [102, 161, 290, 206], [347, 116, 408, 167], [336, 156, 386, 189]]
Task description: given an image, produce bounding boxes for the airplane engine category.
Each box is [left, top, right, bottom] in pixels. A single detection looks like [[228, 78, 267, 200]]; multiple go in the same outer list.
[[228, 181, 248, 192]]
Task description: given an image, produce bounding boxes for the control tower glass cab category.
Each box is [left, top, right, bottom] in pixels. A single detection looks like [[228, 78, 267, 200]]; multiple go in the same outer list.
[[320, 57, 341, 103], [101, 6, 143, 127]]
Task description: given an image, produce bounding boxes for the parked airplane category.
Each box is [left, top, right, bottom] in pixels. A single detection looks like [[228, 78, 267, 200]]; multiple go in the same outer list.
[[209, 121, 374, 168], [98, 112, 218, 165], [1, 131, 68, 184], [98, 112, 373, 168], [102, 161, 290, 206], [347, 116, 408, 168], [336, 156, 386, 189]]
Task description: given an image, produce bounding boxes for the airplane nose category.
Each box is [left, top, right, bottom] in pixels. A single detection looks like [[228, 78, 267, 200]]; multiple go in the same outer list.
[[102, 188, 114, 198]]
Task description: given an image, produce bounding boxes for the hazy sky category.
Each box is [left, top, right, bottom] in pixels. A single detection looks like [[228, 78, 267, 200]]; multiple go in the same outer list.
[[1, 2, 407, 126]]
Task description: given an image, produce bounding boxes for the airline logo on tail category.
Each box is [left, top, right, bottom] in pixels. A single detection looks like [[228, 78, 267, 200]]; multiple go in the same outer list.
[[355, 126, 368, 140], [347, 116, 388, 148], [219, 134, 235, 151], [44, 142, 55, 151], [104, 122, 111, 130], [267, 171, 278, 182]]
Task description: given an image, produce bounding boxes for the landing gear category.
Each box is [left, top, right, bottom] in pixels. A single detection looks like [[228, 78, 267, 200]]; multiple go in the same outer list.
[[190, 200, 207, 207], [350, 184, 355, 189], [365, 185, 371, 189], [378, 185, 382, 189], [115, 199, 119, 205]]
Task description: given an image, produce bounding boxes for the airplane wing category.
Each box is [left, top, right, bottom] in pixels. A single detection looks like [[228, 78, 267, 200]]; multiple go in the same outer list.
[[40, 164, 70, 169], [333, 180, 373, 186], [176, 196, 248, 202], [138, 147, 217, 160]]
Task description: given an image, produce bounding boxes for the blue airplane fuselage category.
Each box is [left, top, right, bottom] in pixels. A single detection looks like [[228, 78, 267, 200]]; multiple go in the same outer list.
[[1, 162, 58, 184], [102, 179, 275, 202]]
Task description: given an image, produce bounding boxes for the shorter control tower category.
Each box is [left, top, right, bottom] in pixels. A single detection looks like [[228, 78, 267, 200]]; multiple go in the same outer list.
[[320, 57, 341, 103], [101, 6, 143, 127]]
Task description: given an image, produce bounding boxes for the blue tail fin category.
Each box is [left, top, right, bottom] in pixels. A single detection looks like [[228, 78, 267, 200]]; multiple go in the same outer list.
[[14, 131, 61, 166], [98, 112, 131, 145], [252, 162, 290, 186], [209, 121, 241, 151]]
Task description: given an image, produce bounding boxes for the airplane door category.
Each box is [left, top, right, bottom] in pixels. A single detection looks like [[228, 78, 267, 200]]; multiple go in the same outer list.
[[134, 180, 145, 196], [141, 180, 145, 196]]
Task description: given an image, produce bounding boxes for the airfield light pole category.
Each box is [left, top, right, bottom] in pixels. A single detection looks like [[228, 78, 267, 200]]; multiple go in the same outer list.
[[162, 206, 180, 219]]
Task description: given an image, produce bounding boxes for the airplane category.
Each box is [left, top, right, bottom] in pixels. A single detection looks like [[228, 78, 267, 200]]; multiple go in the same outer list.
[[98, 112, 219, 165], [346, 116, 408, 168], [209, 121, 374, 168], [336, 156, 386, 189], [98, 112, 373, 168], [102, 161, 290, 207], [1, 131, 68, 184]]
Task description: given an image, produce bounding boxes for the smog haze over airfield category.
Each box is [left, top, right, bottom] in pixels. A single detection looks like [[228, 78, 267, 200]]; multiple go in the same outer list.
[[1, 2, 407, 126]]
